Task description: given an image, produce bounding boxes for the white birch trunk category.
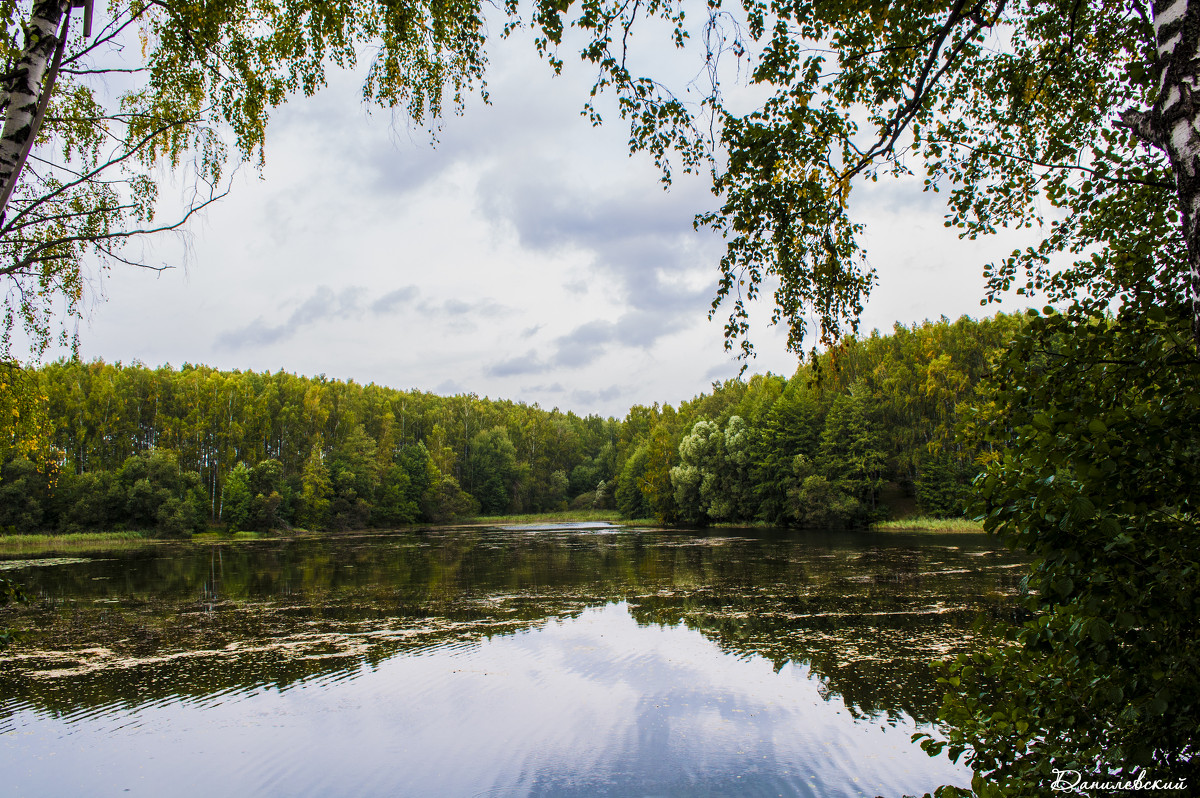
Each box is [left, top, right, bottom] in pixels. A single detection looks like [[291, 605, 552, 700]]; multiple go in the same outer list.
[[0, 0, 71, 211], [1123, 0, 1200, 341]]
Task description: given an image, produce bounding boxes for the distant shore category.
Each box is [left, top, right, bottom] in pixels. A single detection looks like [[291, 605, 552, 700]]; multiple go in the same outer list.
[[0, 512, 984, 558]]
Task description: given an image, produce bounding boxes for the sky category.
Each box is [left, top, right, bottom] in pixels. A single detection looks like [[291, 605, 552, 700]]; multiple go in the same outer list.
[[46, 15, 1039, 419]]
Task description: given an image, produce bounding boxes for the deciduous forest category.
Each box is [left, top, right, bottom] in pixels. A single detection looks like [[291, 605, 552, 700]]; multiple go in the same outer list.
[[0, 313, 1020, 535]]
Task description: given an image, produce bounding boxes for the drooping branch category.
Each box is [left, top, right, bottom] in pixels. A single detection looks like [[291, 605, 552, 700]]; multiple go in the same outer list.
[[0, 177, 229, 280], [0, 116, 200, 238], [840, 0, 1008, 184]]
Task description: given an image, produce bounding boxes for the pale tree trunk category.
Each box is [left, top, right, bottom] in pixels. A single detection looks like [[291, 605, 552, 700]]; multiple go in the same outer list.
[[0, 0, 72, 218], [1122, 0, 1200, 342]]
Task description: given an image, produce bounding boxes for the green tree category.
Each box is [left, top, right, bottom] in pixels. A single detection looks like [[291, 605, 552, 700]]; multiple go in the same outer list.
[[785, 455, 860, 530], [0, 454, 48, 532], [615, 443, 651, 519], [913, 451, 976, 518], [923, 307, 1200, 795], [1, 0, 491, 357], [752, 381, 822, 523], [375, 464, 419, 526], [223, 462, 253, 532], [466, 427, 519, 515], [299, 440, 332, 530], [329, 424, 379, 529], [818, 391, 886, 519], [671, 418, 719, 525], [641, 415, 681, 524], [247, 459, 286, 530], [532, 0, 1192, 354], [671, 415, 756, 524]]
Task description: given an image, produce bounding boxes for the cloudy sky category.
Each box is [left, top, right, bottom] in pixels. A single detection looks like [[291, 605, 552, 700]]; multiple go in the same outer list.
[[48, 16, 1037, 418]]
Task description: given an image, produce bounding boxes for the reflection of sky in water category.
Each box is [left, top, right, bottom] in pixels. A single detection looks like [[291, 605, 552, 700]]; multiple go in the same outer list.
[[2, 602, 968, 797]]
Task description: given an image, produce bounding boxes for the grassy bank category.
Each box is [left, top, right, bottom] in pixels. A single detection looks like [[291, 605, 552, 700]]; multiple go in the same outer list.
[[464, 509, 642, 526], [0, 531, 156, 557], [191, 530, 274, 542], [872, 516, 984, 533], [0, 513, 650, 557]]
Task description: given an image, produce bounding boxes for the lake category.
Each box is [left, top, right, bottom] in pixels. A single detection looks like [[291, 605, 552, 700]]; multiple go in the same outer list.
[[0, 523, 1027, 797]]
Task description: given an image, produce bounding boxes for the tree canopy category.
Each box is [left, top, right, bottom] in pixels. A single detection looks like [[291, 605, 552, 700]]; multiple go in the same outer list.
[[521, 0, 1192, 353], [0, 0, 489, 357], [0, 1, 1194, 364]]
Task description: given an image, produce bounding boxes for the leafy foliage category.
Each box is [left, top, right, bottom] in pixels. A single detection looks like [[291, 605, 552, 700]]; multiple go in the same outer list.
[[0, 358, 628, 532], [1, 0, 491, 357], [921, 307, 1200, 795], [0, 313, 1019, 534], [528, 0, 1180, 354]]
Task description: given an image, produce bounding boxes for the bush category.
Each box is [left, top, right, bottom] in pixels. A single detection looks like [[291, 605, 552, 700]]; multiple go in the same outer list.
[[926, 308, 1200, 794]]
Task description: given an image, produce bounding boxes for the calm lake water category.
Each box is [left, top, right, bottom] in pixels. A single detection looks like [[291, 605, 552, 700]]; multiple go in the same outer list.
[[0, 523, 1027, 797]]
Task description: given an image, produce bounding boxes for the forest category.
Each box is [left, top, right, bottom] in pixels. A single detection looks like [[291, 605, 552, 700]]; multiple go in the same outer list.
[[0, 313, 1022, 536]]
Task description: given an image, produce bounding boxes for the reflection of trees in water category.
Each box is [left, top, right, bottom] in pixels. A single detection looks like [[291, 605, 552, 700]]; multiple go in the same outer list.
[[0, 529, 1026, 725]]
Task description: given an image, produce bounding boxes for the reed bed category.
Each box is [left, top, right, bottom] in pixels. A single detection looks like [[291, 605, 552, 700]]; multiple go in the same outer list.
[[0, 531, 154, 557], [872, 517, 985, 533]]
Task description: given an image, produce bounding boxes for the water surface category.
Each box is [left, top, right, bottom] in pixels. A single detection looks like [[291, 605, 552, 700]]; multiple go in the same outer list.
[[0, 524, 1026, 797]]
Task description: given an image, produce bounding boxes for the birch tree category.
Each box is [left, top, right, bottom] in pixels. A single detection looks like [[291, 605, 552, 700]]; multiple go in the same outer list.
[[1119, 0, 1200, 340], [0, 0, 489, 358], [532, 0, 1194, 351]]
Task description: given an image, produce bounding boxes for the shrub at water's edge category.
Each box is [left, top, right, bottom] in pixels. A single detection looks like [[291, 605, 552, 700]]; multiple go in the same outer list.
[[921, 308, 1200, 795]]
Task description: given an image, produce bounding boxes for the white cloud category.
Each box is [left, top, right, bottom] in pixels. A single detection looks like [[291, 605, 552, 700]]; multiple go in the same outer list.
[[47, 21, 1038, 417]]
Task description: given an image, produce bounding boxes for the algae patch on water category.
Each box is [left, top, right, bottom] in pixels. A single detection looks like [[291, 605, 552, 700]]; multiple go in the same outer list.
[[0, 557, 97, 571]]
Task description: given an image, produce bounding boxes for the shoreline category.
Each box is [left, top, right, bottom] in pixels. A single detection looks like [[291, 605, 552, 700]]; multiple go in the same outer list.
[[0, 513, 983, 558]]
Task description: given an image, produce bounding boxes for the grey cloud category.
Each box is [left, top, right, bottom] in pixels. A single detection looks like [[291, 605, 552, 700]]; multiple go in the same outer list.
[[442, 298, 474, 316], [522, 382, 566, 393], [218, 284, 419, 350], [611, 309, 680, 348], [294, 286, 365, 324], [215, 317, 293, 349], [476, 162, 719, 346], [364, 137, 456, 197], [478, 167, 706, 254], [858, 173, 944, 216], [521, 324, 543, 339], [570, 385, 627, 407], [218, 285, 364, 350], [704, 361, 742, 382], [486, 350, 550, 378], [552, 320, 616, 368], [371, 286, 420, 314], [421, 297, 509, 320]]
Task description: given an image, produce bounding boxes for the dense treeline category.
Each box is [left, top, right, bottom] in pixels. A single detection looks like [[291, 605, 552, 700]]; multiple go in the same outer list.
[[613, 312, 1024, 527], [0, 313, 1023, 535]]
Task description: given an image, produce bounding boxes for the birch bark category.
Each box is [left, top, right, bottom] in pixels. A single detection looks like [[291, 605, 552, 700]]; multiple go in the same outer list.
[[1121, 0, 1200, 340], [0, 0, 72, 217]]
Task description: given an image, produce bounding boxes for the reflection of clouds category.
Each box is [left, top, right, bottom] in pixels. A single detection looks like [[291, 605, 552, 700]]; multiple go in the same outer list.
[[2, 527, 1010, 798], [484, 603, 969, 798]]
